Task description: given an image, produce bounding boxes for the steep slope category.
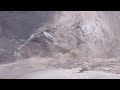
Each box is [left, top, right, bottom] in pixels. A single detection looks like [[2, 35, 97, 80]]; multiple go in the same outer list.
[[17, 11, 114, 60], [0, 11, 117, 64], [1, 11, 120, 79]]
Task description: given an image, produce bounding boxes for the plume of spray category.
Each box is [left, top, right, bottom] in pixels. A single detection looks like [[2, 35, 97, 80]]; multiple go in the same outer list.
[[52, 11, 114, 58], [15, 11, 115, 67]]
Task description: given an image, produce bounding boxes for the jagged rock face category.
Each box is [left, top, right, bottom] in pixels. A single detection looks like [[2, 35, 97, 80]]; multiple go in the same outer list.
[[17, 11, 115, 60], [19, 32, 54, 58], [17, 25, 70, 59], [53, 11, 114, 58], [1, 11, 120, 63]]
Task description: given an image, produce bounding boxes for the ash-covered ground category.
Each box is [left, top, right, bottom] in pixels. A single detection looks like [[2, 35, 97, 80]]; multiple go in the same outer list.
[[0, 11, 120, 79]]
